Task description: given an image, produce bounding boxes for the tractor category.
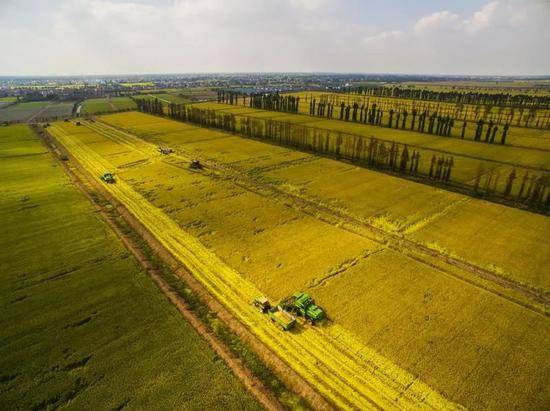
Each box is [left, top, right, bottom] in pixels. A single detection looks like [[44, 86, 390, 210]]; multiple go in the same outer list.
[[281, 292, 325, 324], [100, 172, 115, 184], [190, 159, 203, 170], [252, 296, 271, 313], [158, 146, 174, 155]]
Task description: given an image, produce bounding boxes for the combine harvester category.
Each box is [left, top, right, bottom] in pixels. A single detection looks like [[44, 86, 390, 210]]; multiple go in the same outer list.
[[282, 292, 325, 324], [189, 159, 203, 170], [253, 291, 326, 331], [100, 172, 116, 184], [158, 146, 174, 155]]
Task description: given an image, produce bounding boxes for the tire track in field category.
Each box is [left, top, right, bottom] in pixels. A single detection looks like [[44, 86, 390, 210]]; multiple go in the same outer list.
[[309, 248, 386, 289]]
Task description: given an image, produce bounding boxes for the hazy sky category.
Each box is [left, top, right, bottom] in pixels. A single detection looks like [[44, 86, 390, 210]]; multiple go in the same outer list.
[[1, 0, 549, 76]]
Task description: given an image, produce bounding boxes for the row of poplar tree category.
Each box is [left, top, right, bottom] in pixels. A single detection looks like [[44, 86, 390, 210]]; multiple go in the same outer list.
[[350, 86, 550, 109], [135, 97, 438, 183], [313, 94, 550, 129], [219, 92, 512, 144], [217, 90, 300, 113], [133, 97, 549, 212], [308, 99, 511, 144]]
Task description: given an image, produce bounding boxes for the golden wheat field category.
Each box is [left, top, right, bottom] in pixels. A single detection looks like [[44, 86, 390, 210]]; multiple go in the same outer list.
[[48, 120, 461, 411], [46, 112, 550, 410]]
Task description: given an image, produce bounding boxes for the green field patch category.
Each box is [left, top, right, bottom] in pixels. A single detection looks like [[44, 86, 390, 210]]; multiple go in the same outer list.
[[81, 97, 136, 115]]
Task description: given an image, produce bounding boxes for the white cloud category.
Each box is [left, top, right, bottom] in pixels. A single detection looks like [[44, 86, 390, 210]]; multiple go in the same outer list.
[[0, 0, 548, 76], [364, 31, 404, 43], [364, 0, 550, 75], [414, 11, 461, 33], [463, 1, 499, 32], [413, 2, 500, 34]]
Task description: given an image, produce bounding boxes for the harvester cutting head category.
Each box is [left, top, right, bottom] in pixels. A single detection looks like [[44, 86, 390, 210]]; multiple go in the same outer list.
[[305, 304, 325, 322], [293, 292, 313, 307]]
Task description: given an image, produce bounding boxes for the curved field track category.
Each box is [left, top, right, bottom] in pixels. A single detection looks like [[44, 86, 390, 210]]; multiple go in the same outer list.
[[49, 121, 463, 410]]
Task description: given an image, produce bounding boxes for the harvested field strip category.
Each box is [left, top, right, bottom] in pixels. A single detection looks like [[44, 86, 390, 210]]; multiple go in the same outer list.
[[50, 122, 463, 410]]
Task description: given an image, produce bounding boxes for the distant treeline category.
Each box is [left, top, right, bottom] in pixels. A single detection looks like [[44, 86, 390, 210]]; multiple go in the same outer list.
[[217, 90, 300, 113], [133, 98, 550, 213], [350, 86, 550, 109]]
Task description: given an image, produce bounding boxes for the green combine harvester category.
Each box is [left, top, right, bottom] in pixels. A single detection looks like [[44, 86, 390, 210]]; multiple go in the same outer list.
[[282, 292, 325, 324], [252, 291, 326, 330], [100, 172, 115, 184]]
